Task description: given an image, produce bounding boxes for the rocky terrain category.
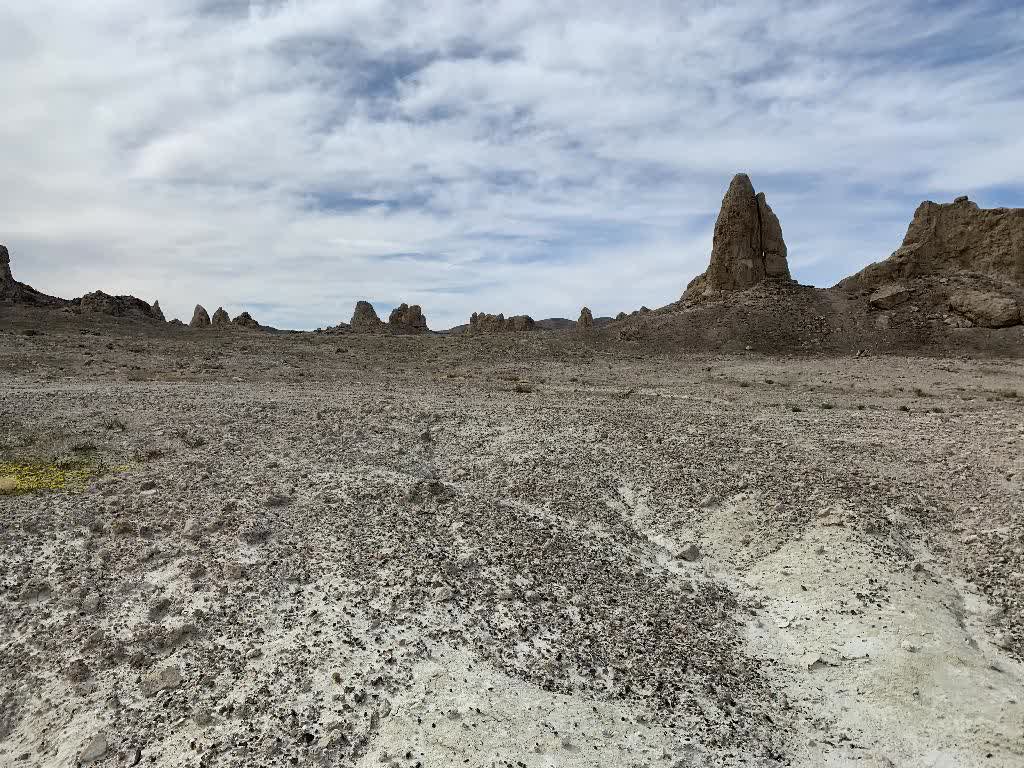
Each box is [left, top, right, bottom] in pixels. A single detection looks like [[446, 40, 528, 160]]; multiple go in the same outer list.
[[1, 171, 1022, 767], [0, 311, 1022, 768]]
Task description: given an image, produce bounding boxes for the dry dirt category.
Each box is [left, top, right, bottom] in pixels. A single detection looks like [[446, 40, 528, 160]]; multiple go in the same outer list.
[[1, 309, 1022, 767]]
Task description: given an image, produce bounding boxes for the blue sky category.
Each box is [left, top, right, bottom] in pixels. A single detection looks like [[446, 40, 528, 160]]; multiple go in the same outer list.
[[2, 0, 1022, 329]]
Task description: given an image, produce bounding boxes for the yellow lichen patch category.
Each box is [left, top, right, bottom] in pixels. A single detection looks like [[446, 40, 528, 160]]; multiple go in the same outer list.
[[0, 460, 104, 495]]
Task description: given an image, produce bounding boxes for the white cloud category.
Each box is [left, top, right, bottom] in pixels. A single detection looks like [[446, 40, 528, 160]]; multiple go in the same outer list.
[[1, 0, 1022, 329]]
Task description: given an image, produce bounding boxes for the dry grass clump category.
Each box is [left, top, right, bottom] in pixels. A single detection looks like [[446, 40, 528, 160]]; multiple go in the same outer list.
[[0, 459, 106, 495]]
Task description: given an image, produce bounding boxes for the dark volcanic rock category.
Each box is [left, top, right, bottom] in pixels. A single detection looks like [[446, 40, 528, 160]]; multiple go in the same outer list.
[[211, 307, 231, 326], [388, 303, 428, 333], [683, 174, 791, 299], [351, 301, 384, 333], [190, 305, 211, 328]]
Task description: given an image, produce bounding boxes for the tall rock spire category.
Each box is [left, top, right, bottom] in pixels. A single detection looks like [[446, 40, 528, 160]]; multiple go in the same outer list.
[[683, 173, 790, 299]]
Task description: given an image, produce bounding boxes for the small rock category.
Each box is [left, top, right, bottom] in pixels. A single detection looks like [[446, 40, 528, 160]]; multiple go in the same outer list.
[[183, 519, 204, 540], [224, 562, 244, 580], [141, 665, 183, 697], [869, 284, 911, 310], [900, 640, 920, 653], [265, 491, 291, 508], [80, 734, 108, 764], [803, 653, 839, 671], [678, 543, 701, 562]]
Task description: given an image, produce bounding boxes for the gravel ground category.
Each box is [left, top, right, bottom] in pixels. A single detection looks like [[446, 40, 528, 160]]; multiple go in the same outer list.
[[1, 313, 1022, 767]]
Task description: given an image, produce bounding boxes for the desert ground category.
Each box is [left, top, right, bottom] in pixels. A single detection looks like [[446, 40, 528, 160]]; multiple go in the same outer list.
[[0, 310, 1022, 768]]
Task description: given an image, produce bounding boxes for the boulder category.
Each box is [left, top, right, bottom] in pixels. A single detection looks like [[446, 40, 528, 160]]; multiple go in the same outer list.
[[190, 305, 211, 328], [211, 307, 231, 326], [948, 289, 1021, 328], [839, 195, 1024, 290], [232, 311, 260, 329], [578, 306, 594, 329], [388, 303, 428, 333], [683, 173, 790, 299], [868, 284, 911, 310], [351, 301, 384, 333]]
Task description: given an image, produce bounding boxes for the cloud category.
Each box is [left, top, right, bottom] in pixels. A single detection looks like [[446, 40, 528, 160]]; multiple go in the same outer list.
[[2, 0, 1022, 329]]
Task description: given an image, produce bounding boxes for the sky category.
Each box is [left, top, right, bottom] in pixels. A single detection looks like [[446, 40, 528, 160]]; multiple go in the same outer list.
[[2, 1, 1023, 330]]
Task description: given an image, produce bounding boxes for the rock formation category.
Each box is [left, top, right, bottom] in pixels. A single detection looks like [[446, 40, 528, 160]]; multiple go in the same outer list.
[[351, 301, 384, 333], [388, 303, 428, 333], [232, 311, 260, 329], [0, 244, 65, 306], [0, 244, 11, 284], [190, 305, 211, 328], [78, 291, 165, 320], [578, 306, 594, 329], [151, 300, 165, 322], [467, 312, 536, 333], [211, 307, 231, 326], [683, 174, 791, 299], [839, 196, 1024, 291]]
